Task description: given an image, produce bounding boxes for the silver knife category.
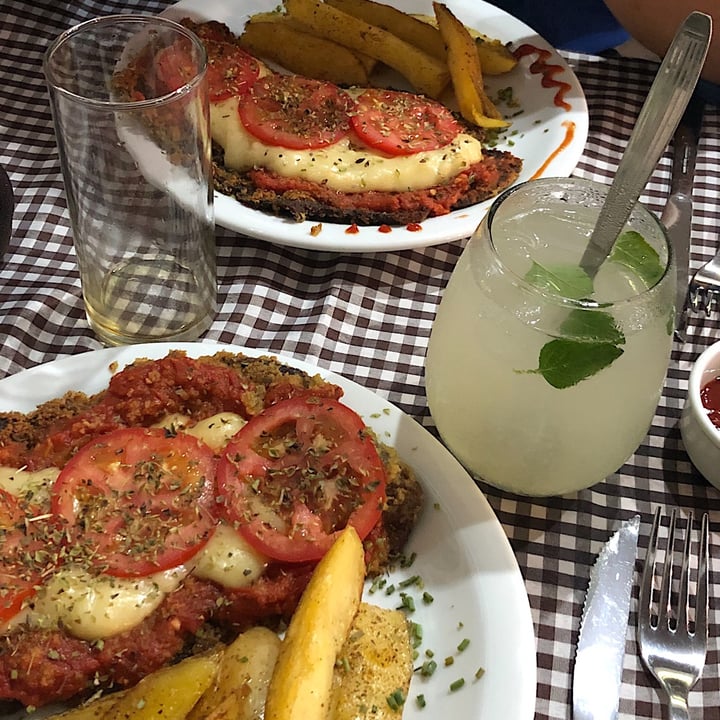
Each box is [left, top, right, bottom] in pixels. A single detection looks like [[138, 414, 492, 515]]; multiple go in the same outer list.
[[573, 515, 640, 720], [662, 94, 703, 342]]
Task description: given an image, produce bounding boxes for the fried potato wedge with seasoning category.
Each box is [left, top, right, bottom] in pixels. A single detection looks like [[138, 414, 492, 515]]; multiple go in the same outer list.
[[473, 34, 519, 75], [283, 0, 450, 98], [433, 2, 509, 128], [410, 11, 518, 75], [325, 0, 446, 58], [265, 526, 366, 720], [239, 18, 371, 86], [330, 603, 414, 720], [187, 626, 281, 720], [46, 691, 128, 719], [100, 651, 220, 720]]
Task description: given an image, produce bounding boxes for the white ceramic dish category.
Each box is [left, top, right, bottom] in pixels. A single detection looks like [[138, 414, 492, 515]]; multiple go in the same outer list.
[[163, 0, 589, 253], [680, 340, 720, 490], [0, 342, 536, 720]]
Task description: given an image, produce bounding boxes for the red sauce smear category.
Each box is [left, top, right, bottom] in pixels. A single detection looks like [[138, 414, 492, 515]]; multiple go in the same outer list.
[[345, 223, 360, 234], [700, 376, 720, 429], [531, 120, 576, 180], [378, 224, 392, 234], [514, 44, 572, 111], [406, 222, 422, 232]]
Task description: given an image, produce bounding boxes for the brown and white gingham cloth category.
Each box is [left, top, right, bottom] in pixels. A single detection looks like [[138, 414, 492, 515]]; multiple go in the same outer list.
[[1, 1, 720, 718]]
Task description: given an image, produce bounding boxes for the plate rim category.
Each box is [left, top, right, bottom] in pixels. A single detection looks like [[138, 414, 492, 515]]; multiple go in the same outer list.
[[163, 0, 589, 253], [0, 341, 537, 720]]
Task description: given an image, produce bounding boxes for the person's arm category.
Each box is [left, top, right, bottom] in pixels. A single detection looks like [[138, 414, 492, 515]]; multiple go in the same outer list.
[[603, 0, 719, 85]]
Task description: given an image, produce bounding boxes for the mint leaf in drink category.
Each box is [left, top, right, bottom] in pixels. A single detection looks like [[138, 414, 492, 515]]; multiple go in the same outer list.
[[560, 309, 625, 345], [535, 340, 624, 389], [523, 261, 629, 389], [525, 261, 593, 299], [608, 230, 664, 287]]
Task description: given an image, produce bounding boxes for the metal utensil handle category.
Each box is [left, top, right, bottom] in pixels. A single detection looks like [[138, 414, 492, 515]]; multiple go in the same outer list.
[[581, 11, 712, 272]]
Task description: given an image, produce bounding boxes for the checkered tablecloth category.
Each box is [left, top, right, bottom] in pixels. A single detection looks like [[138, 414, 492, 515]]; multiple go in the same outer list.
[[2, 1, 720, 717]]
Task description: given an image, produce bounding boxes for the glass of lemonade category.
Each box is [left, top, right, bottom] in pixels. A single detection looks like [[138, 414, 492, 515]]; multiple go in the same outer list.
[[425, 178, 675, 496]]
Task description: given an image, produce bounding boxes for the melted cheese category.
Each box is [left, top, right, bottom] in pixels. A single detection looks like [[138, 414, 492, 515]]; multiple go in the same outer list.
[[20, 565, 189, 641], [211, 96, 484, 193], [193, 523, 267, 589], [152, 412, 246, 452], [0, 466, 59, 505], [184, 412, 247, 452]]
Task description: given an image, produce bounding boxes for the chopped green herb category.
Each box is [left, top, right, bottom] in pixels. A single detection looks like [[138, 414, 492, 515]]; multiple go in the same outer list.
[[457, 638, 470, 652], [450, 678, 466, 692], [398, 593, 415, 612], [386, 688, 406, 711], [416, 694, 427, 709]]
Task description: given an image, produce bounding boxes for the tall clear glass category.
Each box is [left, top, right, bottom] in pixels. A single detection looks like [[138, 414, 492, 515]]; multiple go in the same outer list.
[[425, 178, 675, 496], [43, 15, 216, 346]]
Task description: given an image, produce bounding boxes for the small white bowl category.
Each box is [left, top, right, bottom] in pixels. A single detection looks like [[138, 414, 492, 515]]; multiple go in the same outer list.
[[680, 340, 720, 490]]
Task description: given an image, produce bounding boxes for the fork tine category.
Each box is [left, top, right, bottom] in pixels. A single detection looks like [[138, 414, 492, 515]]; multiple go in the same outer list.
[[676, 511, 692, 630], [695, 512, 709, 640], [639, 507, 661, 624], [657, 508, 677, 629]]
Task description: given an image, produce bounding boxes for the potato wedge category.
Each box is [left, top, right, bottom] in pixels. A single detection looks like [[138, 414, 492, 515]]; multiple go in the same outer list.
[[433, 2, 509, 128], [187, 626, 281, 720], [265, 526, 366, 720], [47, 691, 126, 719], [284, 0, 450, 98], [246, 10, 378, 73], [105, 651, 219, 720], [240, 19, 370, 86], [330, 603, 414, 720], [326, 0, 446, 59], [412, 12, 518, 76], [474, 36, 518, 75]]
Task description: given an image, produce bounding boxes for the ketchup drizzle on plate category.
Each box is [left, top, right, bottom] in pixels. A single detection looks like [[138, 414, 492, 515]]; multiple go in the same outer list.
[[514, 44, 572, 111], [531, 120, 576, 179]]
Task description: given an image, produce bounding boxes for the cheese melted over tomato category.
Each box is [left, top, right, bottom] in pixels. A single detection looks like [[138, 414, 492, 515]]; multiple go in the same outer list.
[[0, 412, 267, 641], [211, 95, 485, 193]]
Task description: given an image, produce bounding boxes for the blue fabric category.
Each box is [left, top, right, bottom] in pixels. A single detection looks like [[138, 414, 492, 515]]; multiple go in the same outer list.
[[490, 0, 629, 53], [492, 0, 719, 105]]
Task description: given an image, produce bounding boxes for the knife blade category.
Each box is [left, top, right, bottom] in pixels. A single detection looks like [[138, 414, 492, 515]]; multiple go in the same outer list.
[[662, 94, 703, 342], [573, 515, 640, 720]]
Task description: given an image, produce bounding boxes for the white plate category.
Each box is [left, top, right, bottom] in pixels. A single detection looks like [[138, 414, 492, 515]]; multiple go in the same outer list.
[[0, 342, 536, 720], [163, 0, 589, 253]]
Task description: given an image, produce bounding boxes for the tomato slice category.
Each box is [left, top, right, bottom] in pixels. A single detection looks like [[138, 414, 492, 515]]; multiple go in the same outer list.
[[156, 36, 259, 102], [205, 40, 260, 102], [239, 75, 354, 149], [52, 428, 218, 578], [0, 489, 58, 622], [217, 397, 386, 563], [155, 38, 198, 94], [350, 88, 462, 156]]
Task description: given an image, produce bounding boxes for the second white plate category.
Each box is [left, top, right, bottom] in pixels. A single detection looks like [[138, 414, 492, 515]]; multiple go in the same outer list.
[[165, 0, 589, 253]]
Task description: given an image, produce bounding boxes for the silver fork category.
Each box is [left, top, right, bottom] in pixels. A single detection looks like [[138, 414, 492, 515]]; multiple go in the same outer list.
[[637, 508, 709, 720], [689, 250, 720, 316]]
